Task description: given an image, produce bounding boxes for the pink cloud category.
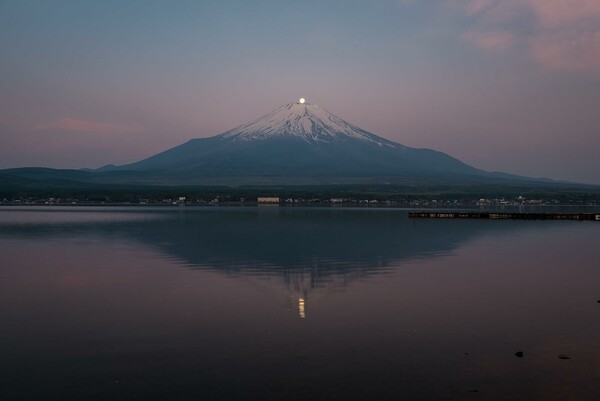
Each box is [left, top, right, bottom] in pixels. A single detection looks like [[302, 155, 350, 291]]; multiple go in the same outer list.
[[448, 0, 526, 22], [465, 0, 494, 16], [528, 0, 600, 27], [461, 30, 515, 52], [454, 0, 600, 73], [32, 118, 145, 134]]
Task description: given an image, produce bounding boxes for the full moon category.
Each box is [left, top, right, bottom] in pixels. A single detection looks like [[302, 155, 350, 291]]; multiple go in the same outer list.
[[299, 98, 305, 104]]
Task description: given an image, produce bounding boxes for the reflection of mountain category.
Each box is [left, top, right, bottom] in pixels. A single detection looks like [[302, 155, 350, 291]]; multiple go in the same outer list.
[[119, 208, 522, 294], [135, 208, 455, 268], [0, 207, 522, 296]]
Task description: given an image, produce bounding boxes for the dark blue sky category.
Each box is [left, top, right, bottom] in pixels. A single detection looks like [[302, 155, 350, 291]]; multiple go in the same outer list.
[[1, 0, 599, 183]]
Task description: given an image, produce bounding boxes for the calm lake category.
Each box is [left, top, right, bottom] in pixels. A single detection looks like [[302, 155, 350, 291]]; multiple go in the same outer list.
[[1, 206, 599, 400]]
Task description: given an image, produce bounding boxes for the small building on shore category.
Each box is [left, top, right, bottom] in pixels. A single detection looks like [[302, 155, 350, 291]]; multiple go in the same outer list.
[[257, 197, 280, 204]]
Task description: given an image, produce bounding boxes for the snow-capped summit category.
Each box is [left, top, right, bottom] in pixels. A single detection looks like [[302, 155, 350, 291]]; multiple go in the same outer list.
[[219, 101, 399, 147]]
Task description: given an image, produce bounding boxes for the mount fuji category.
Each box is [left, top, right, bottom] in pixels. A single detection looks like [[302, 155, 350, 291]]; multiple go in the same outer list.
[[97, 100, 501, 185], [2, 100, 552, 188]]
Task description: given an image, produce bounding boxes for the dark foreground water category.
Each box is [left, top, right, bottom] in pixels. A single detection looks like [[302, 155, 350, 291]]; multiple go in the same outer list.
[[1, 206, 599, 401]]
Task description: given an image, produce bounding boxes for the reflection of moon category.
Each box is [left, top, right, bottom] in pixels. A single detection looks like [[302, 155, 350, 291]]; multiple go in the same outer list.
[[299, 98, 305, 104]]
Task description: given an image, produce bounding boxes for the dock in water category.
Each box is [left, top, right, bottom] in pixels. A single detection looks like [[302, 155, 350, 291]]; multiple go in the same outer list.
[[409, 211, 600, 221]]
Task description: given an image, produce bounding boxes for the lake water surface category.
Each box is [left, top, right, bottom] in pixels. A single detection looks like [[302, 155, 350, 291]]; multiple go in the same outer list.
[[1, 206, 599, 400]]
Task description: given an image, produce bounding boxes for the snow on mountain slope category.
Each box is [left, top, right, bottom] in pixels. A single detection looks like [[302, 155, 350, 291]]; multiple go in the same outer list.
[[219, 101, 401, 148]]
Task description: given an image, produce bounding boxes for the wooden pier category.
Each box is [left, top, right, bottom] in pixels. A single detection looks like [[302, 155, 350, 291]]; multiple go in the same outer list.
[[409, 211, 600, 221]]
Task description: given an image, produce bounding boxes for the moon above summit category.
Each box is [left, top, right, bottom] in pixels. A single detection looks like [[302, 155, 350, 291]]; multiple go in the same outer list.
[[299, 98, 305, 104]]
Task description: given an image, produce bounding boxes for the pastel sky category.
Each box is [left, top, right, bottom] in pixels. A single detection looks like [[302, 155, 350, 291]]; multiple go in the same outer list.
[[1, 0, 599, 184]]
